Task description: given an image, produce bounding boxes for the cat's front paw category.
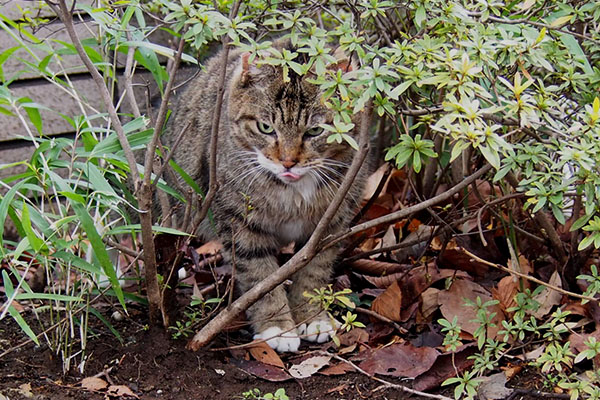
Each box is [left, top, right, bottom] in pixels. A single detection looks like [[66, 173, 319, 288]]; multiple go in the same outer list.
[[254, 326, 301, 353], [298, 319, 340, 343]]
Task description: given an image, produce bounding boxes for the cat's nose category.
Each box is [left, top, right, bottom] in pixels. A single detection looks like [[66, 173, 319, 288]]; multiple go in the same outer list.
[[281, 158, 297, 169]]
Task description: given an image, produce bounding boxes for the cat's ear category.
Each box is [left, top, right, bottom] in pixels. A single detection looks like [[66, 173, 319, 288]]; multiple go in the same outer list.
[[329, 46, 357, 73], [237, 52, 261, 87]]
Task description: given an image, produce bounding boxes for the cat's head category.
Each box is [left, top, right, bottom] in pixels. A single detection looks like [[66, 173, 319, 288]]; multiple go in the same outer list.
[[226, 43, 357, 196]]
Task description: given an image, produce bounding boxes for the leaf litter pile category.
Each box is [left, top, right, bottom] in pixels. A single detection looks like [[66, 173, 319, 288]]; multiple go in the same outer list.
[[2, 162, 600, 399]]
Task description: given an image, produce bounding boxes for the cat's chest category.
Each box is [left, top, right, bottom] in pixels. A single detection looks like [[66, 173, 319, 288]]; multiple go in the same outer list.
[[275, 219, 310, 244]]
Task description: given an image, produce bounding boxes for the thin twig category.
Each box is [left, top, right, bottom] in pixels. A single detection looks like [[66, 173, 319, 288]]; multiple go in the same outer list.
[[137, 34, 187, 326], [123, 40, 142, 119], [476, 193, 524, 246], [354, 307, 407, 334], [321, 352, 453, 400], [323, 164, 494, 250], [151, 121, 192, 188], [102, 237, 141, 258], [187, 102, 374, 350], [460, 247, 597, 303], [189, 1, 242, 233]]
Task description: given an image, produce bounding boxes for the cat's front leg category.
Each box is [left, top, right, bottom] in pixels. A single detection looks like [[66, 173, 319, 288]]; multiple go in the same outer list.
[[287, 246, 341, 344], [228, 233, 300, 352]]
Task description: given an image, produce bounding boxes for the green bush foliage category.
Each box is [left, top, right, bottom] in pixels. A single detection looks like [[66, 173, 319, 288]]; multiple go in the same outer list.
[[0, 0, 598, 383]]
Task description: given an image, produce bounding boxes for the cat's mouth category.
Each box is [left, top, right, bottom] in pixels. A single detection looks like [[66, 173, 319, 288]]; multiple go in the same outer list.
[[279, 171, 302, 182]]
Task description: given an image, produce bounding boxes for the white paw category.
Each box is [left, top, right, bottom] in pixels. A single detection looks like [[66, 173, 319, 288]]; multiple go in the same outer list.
[[298, 319, 340, 343], [253, 326, 300, 353]]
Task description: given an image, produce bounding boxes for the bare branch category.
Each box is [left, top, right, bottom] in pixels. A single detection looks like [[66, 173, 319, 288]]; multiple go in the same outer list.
[[190, 0, 243, 232], [461, 247, 597, 303], [324, 164, 494, 250]]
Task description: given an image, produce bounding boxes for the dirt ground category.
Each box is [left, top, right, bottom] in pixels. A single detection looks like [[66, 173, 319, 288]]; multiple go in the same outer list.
[[0, 306, 417, 400], [1, 304, 550, 400]]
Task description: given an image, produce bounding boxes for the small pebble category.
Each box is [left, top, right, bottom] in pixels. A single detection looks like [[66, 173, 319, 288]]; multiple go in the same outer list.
[[111, 311, 124, 321]]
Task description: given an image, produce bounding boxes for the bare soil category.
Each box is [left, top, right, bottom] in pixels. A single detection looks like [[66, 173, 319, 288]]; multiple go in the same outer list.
[[0, 306, 549, 400], [0, 307, 398, 400]]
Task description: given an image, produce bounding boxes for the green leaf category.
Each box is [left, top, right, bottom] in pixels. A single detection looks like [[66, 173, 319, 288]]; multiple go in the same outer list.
[[389, 81, 412, 100], [47, 171, 126, 309], [578, 235, 595, 251], [415, 5, 426, 28], [106, 224, 190, 236], [91, 128, 153, 158], [560, 34, 593, 75], [571, 214, 592, 231], [21, 202, 44, 253], [89, 307, 123, 344], [18, 99, 46, 134], [15, 293, 83, 302], [0, 179, 27, 250], [53, 251, 102, 275], [5, 305, 39, 344]]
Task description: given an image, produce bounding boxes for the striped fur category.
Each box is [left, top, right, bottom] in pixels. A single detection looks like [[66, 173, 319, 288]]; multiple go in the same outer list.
[[162, 40, 367, 342]]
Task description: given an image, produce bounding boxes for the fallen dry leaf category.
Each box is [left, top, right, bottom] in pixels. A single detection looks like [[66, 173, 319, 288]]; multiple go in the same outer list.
[[288, 355, 331, 379], [531, 270, 562, 319], [17, 383, 33, 398], [381, 225, 397, 249], [438, 239, 490, 277], [393, 224, 436, 262], [233, 359, 291, 382], [358, 343, 439, 378], [80, 377, 108, 391], [439, 279, 504, 340], [362, 163, 391, 201], [502, 364, 523, 380], [510, 254, 533, 276], [247, 341, 285, 369], [419, 287, 440, 322], [350, 259, 406, 275], [371, 280, 402, 322], [413, 344, 477, 391], [491, 275, 519, 314], [477, 372, 514, 400], [338, 328, 369, 347], [363, 272, 406, 289], [319, 362, 355, 376], [196, 240, 222, 256], [400, 265, 470, 308], [106, 385, 138, 398], [570, 327, 600, 366]]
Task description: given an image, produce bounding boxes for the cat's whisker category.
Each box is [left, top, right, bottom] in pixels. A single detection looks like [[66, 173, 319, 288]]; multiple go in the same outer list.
[[320, 158, 350, 168], [310, 169, 338, 200], [232, 164, 264, 185], [317, 164, 346, 179], [244, 166, 268, 191]]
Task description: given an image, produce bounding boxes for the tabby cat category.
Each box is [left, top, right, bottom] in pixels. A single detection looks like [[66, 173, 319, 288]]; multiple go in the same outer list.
[[162, 40, 367, 352]]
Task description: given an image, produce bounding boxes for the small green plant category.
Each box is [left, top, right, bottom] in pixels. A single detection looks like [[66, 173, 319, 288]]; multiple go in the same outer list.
[[578, 265, 600, 303], [169, 296, 223, 339], [441, 370, 481, 400], [242, 388, 289, 400], [304, 285, 363, 346]]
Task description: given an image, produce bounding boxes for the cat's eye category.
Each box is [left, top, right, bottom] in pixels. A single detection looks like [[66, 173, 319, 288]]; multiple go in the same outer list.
[[257, 121, 275, 135], [305, 126, 324, 137]]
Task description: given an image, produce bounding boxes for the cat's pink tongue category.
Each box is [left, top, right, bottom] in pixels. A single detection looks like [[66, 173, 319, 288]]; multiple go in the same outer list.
[[280, 171, 301, 181]]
